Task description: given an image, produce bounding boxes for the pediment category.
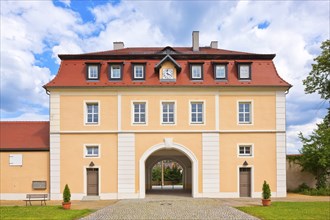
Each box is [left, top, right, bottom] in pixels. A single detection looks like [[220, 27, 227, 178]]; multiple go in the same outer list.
[[154, 55, 181, 73]]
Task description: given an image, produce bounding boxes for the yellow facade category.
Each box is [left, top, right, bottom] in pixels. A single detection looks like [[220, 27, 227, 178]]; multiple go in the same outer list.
[[0, 152, 49, 195], [46, 86, 286, 200]]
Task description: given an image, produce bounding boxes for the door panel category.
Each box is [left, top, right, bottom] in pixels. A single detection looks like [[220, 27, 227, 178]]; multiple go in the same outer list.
[[87, 168, 99, 195], [239, 168, 251, 197]]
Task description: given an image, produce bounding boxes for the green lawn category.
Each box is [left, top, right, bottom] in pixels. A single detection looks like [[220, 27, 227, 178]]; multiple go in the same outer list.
[[0, 206, 92, 220], [237, 202, 330, 220]]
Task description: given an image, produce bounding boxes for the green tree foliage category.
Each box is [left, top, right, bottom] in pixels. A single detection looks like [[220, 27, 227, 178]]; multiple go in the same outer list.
[[164, 164, 182, 183], [262, 180, 271, 199], [299, 39, 330, 189], [298, 117, 330, 189], [152, 165, 161, 182], [63, 184, 71, 203], [303, 39, 330, 100]]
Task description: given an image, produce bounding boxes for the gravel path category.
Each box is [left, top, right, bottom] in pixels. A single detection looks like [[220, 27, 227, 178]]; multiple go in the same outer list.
[[81, 198, 259, 220]]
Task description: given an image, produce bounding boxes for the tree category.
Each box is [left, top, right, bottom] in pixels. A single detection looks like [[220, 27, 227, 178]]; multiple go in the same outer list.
[[298, 118, 330, 189], [303, 39, 330, 100], [152, 165, 161, 182], [298, 39, 330, 189]]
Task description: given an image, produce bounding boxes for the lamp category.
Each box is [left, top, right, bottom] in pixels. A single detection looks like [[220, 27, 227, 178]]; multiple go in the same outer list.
[[89, 161, 95, 167], [243, 161, 248, 166]]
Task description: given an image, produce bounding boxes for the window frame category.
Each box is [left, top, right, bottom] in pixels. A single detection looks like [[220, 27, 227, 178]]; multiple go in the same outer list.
[[108, 63, 123, 80], [86, 63, 100, 80], [213, 62, 228, 80], [85, 101, 100, 125], [84, 144, 100, 158], [237, 63, 252, 80], [237, 144, 254, 157], [189, 63, 204, 80], [190, 101, 205, 124], [237, 101, 253, 125], [132, 101, 147, 125], [132, 63, 146, 80], [161, 101, 176, 125]]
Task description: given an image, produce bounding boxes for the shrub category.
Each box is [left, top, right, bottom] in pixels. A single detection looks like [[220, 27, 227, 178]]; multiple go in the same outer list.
[[63, 184, 71, 203], [262, 180, 271, 199]]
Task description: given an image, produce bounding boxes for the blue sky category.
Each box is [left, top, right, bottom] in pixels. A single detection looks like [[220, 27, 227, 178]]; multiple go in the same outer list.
[[1, 0, 329, 154]]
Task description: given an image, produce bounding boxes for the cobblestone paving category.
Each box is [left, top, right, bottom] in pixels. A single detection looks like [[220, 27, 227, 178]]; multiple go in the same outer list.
[[81, 198, 259, 220]]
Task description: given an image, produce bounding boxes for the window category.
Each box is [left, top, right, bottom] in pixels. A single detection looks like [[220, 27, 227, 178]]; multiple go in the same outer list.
[[162, 102, 175, 124], [86, 103, 99, 124], [214, 64, 227, 79], [9, 154, 22, 166], [87, 64, 100, 80], [190, 64, 203, 80], [109, 64, 123, 80], [85, 146, 99, 157], [191, 102, 203, 124], [238, 102, 252, 124], [239, 145, 252, 156], [132, 64, 145, 80], [238, 63, 251, 80], [133, 102, 146, 124]]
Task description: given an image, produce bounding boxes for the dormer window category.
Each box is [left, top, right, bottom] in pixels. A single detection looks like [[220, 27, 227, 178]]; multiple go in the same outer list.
[[190, 63, 203, 80], [87, 64, 100, 80], [109, 63, 123, 80], [238, 63, 252, 80], [132, 63, 145, 80], [213, 63, 228, 80]]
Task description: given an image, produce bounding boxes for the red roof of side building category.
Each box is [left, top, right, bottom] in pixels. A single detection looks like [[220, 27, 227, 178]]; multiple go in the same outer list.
[[0, 121, 49, 151], [44, 46, 291, 89]]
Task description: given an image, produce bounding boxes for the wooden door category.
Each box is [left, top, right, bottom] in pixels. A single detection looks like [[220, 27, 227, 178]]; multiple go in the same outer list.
[[239, 168, 251, 197], [87, 168, 98, 195]]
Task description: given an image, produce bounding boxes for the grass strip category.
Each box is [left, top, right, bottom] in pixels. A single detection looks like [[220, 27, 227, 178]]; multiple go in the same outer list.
[[237, 201, 330, 220]]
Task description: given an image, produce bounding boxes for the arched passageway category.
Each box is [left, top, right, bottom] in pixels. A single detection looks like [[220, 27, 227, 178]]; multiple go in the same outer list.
[[139, 141, 198, 198], [145, 149, 192, 197]]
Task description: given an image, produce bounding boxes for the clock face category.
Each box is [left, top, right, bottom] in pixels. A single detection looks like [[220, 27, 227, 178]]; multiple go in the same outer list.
[[162, 68, 174, 79]]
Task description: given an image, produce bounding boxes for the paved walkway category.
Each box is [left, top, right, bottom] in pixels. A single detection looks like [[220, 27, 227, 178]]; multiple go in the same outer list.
[[80, 198, 258, 220]]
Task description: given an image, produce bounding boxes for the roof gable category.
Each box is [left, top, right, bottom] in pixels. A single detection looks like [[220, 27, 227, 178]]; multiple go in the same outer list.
[[154, 54, 182, 73]]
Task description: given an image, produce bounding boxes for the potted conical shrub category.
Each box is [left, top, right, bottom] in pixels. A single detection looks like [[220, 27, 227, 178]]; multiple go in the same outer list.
[[262, 180, 271, 206], [62, 184, 71, 210]]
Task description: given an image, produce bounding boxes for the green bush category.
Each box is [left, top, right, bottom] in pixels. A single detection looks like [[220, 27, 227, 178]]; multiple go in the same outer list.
[[262, 180, 271, 199], [297, 182, 311, 191], [63, 184, 71, 203], [301, 187, 330, 196]]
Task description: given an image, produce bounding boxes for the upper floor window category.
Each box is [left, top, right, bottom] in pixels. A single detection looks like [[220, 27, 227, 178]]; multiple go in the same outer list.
[[86, 103, 99, 124], [190, 64, 203, 80], [109, 63, 123, 80], [87, 64, 100, 80], [238, 145, 253, 157], [238, 102, 252, 124], [85, 145, 99, 157], [214, 64, 228, 80], [132, 64, 145, 80], [191, 102, 204, 124], [162, 102, 175, 124], [238, 63, 251, 80], [133, 102, 146, 124]]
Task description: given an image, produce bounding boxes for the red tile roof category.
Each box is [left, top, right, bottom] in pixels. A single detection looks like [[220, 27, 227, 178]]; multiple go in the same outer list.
[[0, 121, 49, 151], [44, 46, 291, 89]]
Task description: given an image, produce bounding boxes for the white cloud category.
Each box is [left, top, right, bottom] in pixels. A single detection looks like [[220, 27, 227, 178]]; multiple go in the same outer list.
[[287, 117, 323, 154]]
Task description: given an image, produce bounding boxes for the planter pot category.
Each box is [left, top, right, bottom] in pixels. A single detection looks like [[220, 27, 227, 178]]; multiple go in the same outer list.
[[262, 199, 271, 206], [62, 202, 71, 210]]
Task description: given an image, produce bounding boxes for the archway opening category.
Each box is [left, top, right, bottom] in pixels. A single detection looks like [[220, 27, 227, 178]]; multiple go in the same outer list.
[[145, 149, 192, 197]]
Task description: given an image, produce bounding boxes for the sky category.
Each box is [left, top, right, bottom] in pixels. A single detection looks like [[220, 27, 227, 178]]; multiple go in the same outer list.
[[1, 0, 329, 154]]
